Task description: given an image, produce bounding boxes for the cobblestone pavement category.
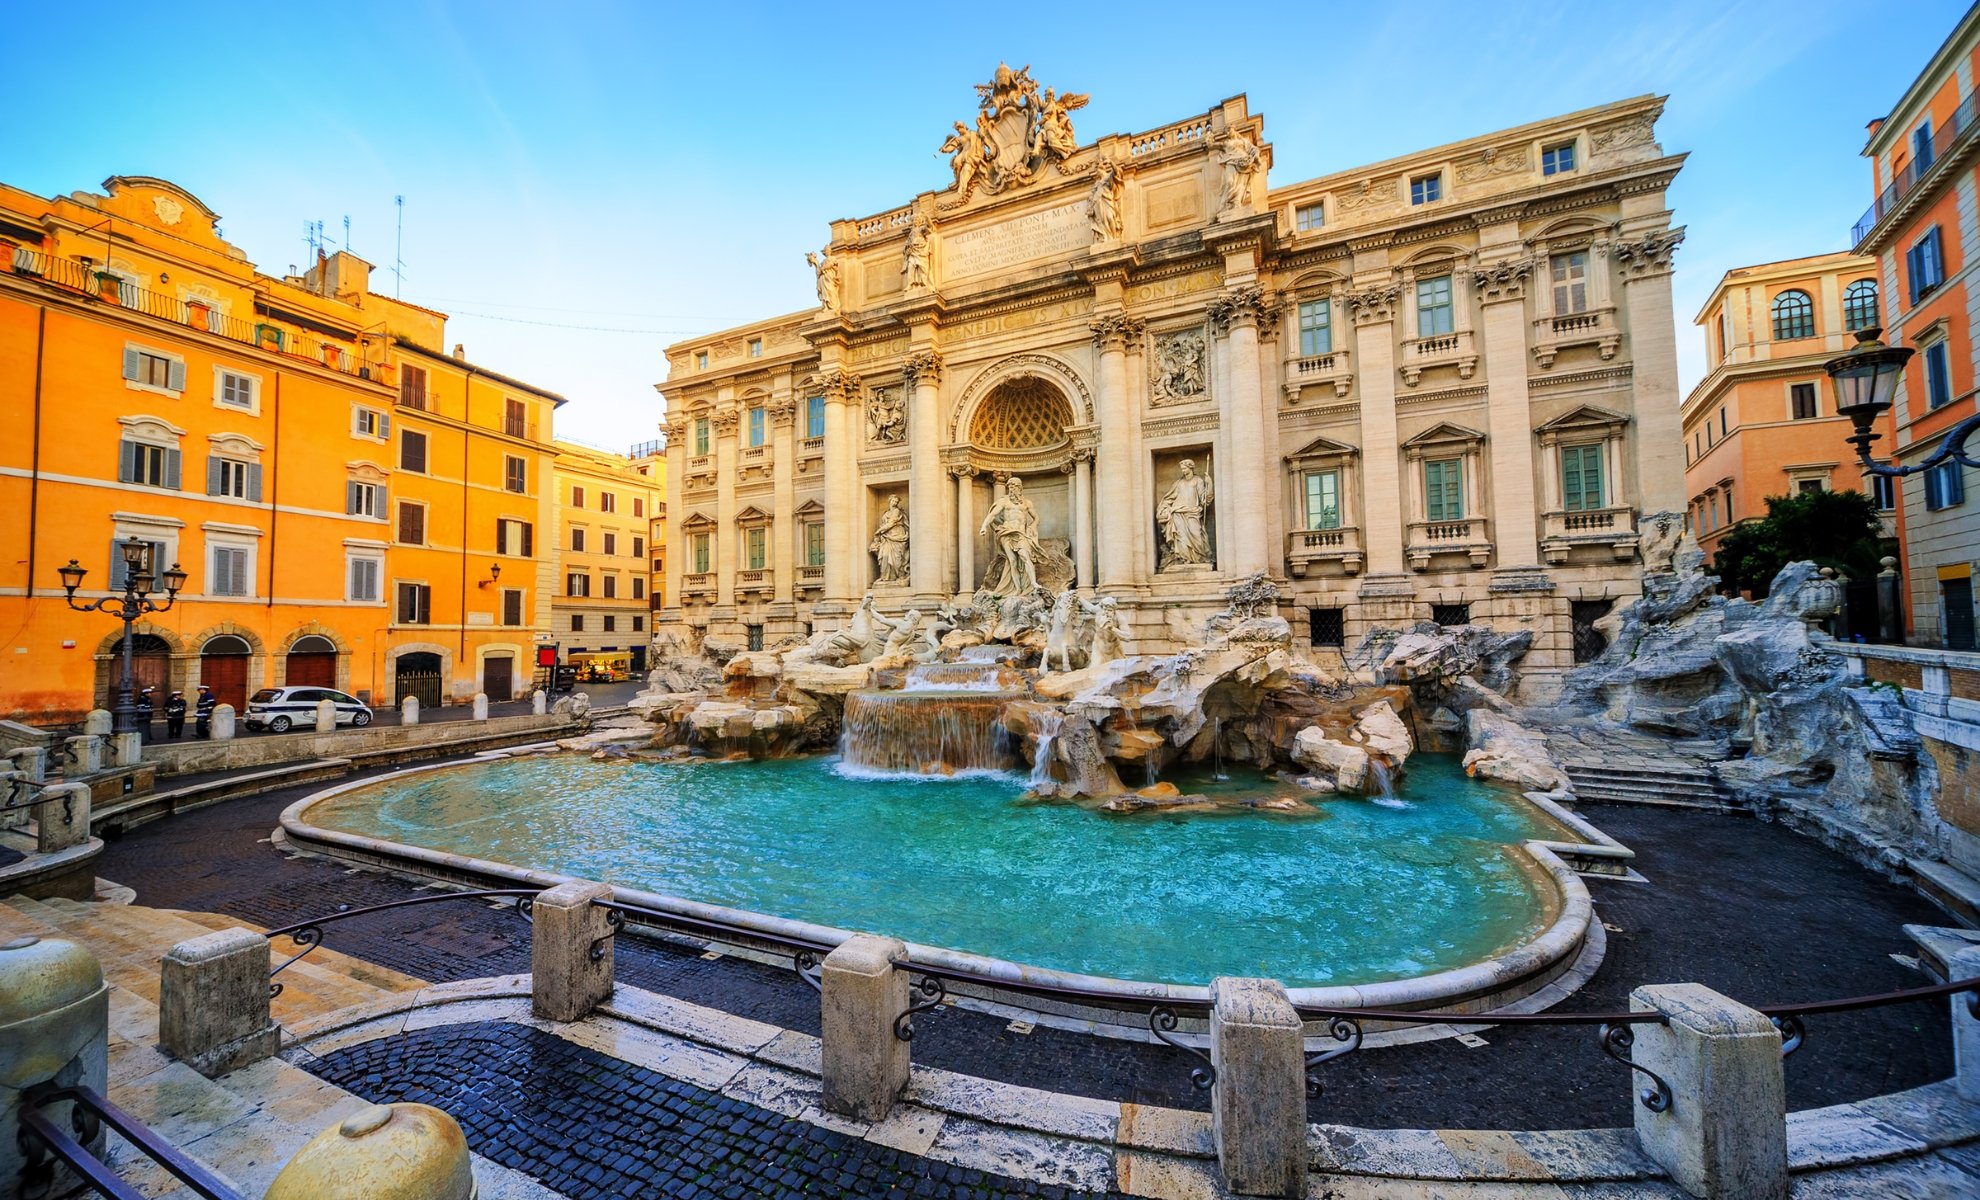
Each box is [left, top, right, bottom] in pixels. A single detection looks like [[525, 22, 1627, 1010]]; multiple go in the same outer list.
[[311, 1021, 1130, 1200], [98, 767, 1956, 1129]]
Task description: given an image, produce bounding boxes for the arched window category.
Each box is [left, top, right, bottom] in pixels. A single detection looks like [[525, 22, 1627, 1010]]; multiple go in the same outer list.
[[1843, 280, 1880, 332], [1771, 290, 1815, 340]]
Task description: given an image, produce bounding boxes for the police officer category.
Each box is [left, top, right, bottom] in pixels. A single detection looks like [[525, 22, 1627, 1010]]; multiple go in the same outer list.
[[165, 690, 188, 739], [194, 685, 216, 739], [135, 687, 156, 742]]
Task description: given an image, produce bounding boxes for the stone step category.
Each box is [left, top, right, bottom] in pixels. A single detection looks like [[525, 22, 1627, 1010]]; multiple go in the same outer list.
[[1565, 768, 1721, 790]]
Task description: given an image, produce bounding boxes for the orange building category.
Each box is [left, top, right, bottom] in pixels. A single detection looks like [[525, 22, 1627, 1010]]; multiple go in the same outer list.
[[1854, 5, 1980, 648], [0, 175, 561, 723], [1680, 252, 1897, 598]]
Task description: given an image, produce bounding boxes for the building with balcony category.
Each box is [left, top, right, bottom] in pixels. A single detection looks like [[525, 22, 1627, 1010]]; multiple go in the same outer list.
[[1680, 252, 1899, 613], [551, 440, 664, 677], [656, 75, 1687, 696], [0, 175, 563, 722], [1854, 4, 1980, 649]]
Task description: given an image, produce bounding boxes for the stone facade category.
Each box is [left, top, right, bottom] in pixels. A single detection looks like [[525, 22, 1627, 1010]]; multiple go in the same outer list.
[[657, 76, 1686, 694], [550, 440, 664, 676]]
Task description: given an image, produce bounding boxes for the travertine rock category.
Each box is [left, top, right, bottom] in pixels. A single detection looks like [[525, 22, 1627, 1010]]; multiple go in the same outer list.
[[1291, 727, 1368, 793], [1461, 710, 1569, 794], [1353, 699, 1412, 765]]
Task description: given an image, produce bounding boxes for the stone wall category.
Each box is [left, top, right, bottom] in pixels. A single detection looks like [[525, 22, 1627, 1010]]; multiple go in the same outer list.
[[1841, 644, 1980, 877], [139, 713, 576, 777]]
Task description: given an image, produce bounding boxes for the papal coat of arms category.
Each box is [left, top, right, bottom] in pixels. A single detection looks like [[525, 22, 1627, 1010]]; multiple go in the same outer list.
[[940, 64, 1087, 202]]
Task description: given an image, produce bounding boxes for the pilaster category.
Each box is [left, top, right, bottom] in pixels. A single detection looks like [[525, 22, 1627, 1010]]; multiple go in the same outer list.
[[1474, 256, 1544, 575], [712, 401, 739, 611], [820, 370, 861, 606], [1347, 284, 1405, 578], [1090, 315, 1144, 591], [1209, 285, 1271, 576], [770, 395, 797, 603], [1615, 228, 1686, 513]]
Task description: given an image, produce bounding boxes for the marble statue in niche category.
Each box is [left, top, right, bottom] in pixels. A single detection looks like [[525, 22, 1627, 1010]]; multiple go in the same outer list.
[[867, 386, 905, 445], [978, 476, 1042, 597], [870, 495, 910, 584], [1150, 330, 1207, 405], [1158, 458, 1215, 569]]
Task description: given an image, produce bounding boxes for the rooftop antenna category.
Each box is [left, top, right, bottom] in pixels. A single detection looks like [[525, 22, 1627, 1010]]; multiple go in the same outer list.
[[305, 219, 325, 263], [392, 195, 406, 298], [342, 214, 351, 255]]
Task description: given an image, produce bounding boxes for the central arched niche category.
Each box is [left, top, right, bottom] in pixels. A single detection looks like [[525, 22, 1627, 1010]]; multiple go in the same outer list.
[[967, 376, 1075, 452]]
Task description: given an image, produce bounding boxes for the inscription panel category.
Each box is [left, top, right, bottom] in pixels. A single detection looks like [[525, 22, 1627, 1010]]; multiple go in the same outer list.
[[1144, 180, 1202, 230], [943, 201, 1091, 279]]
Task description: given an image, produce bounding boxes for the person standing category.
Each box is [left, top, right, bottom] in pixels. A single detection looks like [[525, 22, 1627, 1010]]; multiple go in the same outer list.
[[135, 687, 156, 742], [194, 685, 216, 739], [165, 690, 188, 739]]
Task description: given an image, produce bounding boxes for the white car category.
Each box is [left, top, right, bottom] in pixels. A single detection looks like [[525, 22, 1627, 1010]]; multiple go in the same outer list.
[[244, 686, 373, 733]]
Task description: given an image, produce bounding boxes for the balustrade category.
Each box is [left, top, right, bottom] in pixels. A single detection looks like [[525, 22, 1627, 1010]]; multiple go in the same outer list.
[[1541, 506, 1639, 563], [1398, 328, 1477, 385], [1284, 526, 1363, 577], [1531, 306, 1622, 369], [1405, 516, 1491, 570]]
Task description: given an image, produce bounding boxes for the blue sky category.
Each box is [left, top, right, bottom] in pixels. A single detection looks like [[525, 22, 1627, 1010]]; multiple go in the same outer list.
[[6, 0, 1966, 448]]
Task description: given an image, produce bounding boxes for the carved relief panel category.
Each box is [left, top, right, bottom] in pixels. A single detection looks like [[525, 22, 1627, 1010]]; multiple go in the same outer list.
[[1149, 328, 1209, 408]]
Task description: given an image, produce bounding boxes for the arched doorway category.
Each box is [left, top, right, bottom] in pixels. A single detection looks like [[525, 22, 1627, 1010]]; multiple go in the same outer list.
[[960, 376, 1081, 593], [200, 635, 252, 711], [395, 652, 443, 709], [286, 635, 338, 688], [101, 634, 173, 710]]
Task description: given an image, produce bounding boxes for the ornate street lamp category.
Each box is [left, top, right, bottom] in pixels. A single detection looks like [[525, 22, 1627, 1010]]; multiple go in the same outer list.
[[60, 537, 186, 735], [1827, 326, 1928, 475]]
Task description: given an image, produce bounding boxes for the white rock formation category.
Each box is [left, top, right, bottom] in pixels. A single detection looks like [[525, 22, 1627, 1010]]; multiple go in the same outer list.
[[1461, 711, 1570, 795], [1291, 727, 1369, 793], [1353, 700, 1412, 765]]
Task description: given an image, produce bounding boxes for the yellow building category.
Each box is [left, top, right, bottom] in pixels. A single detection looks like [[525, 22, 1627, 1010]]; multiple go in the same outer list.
[[0, 175, 562, 723], [551, 441, 664, 678]]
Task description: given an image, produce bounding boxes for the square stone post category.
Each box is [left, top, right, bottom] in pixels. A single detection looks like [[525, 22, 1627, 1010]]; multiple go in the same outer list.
[[159, 928, 280, 1076], [820, 934, 909, 1122], [1628, 983, 1786, 1200], [472, 693, 489, 721], [401, 696, 419, 725], [314, 699, 337, 733], [1208, 976, 1307, 1197], [62, 735, 102, 775], [211, 704, 236, 739], [530, 882, 615, 1022], [8, 746, 48, 782], [109, 731, 142, 768], [36, 784, 90, 854], [1951, 945, 1980, 1102]]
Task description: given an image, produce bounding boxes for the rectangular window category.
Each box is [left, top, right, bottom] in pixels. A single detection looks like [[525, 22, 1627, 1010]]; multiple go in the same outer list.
[[745, 526, 767, 570], [1541, 141, 1577, 176], [504, 455, 526, 493], [748, 338, 763, 357], [601, 492, 616, 514], [633, 615, 644, 632], [1720, 408, 1728, 435], [118, 439, 181, 489], [632, 536, 644, 557], [571, 614, 584, 632], [1550, 251, 1589, 314], [353, 406, 389, 438], [122, 347, 185, 392], [1560, 444, 1605, 512], [207, 457, 261, 501], [1297, 299, 1332, 356], [1308, 607, 1345, 648], [632, 577, 645, 600], [400, 428, 428, 473], [399, 364, 427, 410], [746, 624, 764, 652], [1909, 227, 1946, 302], [1914, 121, 1936, 172], [603, 532, 618, 556], [632, 498, 644, 518], [1871, 473, 1897, 511], [1926, 459, 1966, 511], [1424, 458, 1464, 521], [1416, 275, 1454, 337], [603, 615, 616, 632], [504, 398, 527, 438], [218, 371, 256, 409], [1303, 470, 1341, 530], [694, 419, 711, 456], [571, 485, 585, 508], [1431, 602, 1471, 627], [695, 351, 709, 370], [346, 556, 381, 602], [396, 582, 431, 624], [806, 396, 825, 439], [1796, 478, 1825, 495], [603, 574, 618, 599], [1790, 383, 1818, 420], [1294, 202, 1324, 231], [1410, 173, 1442, 205], [567, 571, 590, 597], [1926, 341, 1953, 409], [347, 480, 383, 519], [107, 538, 165, 591], [397, 502, 426, 546], [502, 588, 523, 626], [209, 545, 250, 597], [748, 406, 766, 447], [571, 528, 587, 553], [496, 518, 533, 557], [692, 533, 711, 574], [1719, 311, 1733, 360], [804, 522, 825, 566]]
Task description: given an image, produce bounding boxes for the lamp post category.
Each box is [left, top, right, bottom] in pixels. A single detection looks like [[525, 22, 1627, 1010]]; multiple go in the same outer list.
[[59, 537, 187, 735], [1826, 326, 1927, 476]]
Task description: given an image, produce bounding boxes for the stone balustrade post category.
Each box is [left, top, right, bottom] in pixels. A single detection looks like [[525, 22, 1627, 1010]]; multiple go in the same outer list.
[[820, 934, 909, 1122], [401, 696, 420, 725], [159, 927, 280, 1076], [472, 693, 489, 721], [63, 735, 103, 775], [210, 704, 236, 740], [1952, 945, 1980, 1102], [35, 784, 90, 854], [83, 709, 112, 737], [1208, 977, 1307, 1197], [530, 882, 615, 1022], [314, 699, 337, 733], [7, 746, 48, 782], [1628, 983, 1786, 1200], [109, 731, 142, 767]]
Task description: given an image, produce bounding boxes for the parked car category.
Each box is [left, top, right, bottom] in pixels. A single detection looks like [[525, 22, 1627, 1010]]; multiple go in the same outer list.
[[244, 686, 373, 733]]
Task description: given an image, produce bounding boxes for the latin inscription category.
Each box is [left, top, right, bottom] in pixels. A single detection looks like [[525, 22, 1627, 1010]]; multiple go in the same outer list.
[[946, 301, 1086, 343], [943, 201, 1091, 279], [1128, 269, 1223, 306]]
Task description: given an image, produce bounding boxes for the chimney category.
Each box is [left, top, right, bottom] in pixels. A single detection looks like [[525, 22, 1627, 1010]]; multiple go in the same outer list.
[[452, 343, 466, 360]]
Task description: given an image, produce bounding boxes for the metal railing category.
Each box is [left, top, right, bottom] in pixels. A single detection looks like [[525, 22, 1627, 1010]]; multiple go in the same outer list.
[[19, 1082, 244, 1200], [262, 888, 539, 996], [1853, 88, 1980, 245]]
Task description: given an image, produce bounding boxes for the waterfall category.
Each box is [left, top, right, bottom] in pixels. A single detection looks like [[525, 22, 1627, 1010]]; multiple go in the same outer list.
[[1367, 759, 1407, 808], [1028, 708, 1065, 790], [899, 663, 1022, 693], [839, 689, 1018, 777]]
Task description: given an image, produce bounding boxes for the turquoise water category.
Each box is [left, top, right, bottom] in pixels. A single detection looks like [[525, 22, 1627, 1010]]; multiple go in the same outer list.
[[307, 753, 1564, 987]]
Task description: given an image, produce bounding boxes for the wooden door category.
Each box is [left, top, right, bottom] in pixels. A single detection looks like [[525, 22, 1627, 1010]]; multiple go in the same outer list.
[[201, 652, 249, 711], [482, 655, 514, 701], [287, 652, 337, 688]]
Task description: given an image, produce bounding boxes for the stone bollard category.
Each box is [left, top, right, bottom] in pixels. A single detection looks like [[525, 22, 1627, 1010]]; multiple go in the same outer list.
[[109, 730, 142, 767], [1628, 983, 1786, 1200], [7, 746, 48, 783], [159, 927, 280, 1076], [530, 882, 616, 1023], [0, 935, 109, 1197], [820, 934, 910, 1122], [63, 734, 103, 775], [1952, 945, 1980, 1102], [211, 704, 236, 740], [35, 784, 91, 854], [314, 698, 337, 733], [472, 692, 489, 721], [532, 690, 547, 716], [265, 1102, 474, 1200], [402, 695, 420, 725], [1208, 977, 1307, 1198], [83, 709, 112, 737]]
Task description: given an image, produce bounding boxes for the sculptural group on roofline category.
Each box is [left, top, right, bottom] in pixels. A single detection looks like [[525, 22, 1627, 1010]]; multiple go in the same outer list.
[[940, 64, 1089, 202]]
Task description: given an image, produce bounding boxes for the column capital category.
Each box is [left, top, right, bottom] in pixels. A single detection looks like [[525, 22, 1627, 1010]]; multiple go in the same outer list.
[[710, 406, 740, 436], [1089, 314, 1145, 350], [1346, 285, 1401, 326], [662, 416, 688, 443], [1472, 257, 1537, 302], [1208, 284, 1269, 332], [768, 397, 797, 427], [946, 463, 978, 480], [903, 349, 944, 384], [1613, 229, 1685, 280], [821, 369, 863, 404]]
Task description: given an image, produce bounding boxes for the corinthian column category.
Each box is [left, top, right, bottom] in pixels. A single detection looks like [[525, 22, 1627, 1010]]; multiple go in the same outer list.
[[1209, 286, 1270, 576], [769, 396, 797, 604], [661, 412, 686, 624], [952, 465, 976, 595], [820, 371, 860, 604], [1348, 285, 1405, 578], [1615, 229, 1687, 514], [1072, 450, 1094, 589], [1090, 315, 1143, 591], [904, 350, 946, 600], [1474, 258, 1542, 573], [712, 403, 740, 614]]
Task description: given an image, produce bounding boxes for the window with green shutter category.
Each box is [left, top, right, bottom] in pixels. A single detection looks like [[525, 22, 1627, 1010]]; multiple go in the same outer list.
[[1298, 300, 1332, 356], [1560, 444, 1605, 512], [1424, 458, 1464, 521], [1303, 470, 1341, 530]]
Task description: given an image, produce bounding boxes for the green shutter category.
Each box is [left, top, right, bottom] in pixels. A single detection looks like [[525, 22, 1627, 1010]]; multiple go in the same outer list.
[[1426, 460, 1463, 521], [1562, 446, 1604, 511]]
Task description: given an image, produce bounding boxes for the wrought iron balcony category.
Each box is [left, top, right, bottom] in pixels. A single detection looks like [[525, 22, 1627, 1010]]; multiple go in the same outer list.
[[1284, 526, 1363, 577], [1405, 516, 1491, 570], [1540, 506, 1639, 564], [1853, 89, 1980, 246], [1399, 328, 1477, 386], [1532, 307, 1621, 369]]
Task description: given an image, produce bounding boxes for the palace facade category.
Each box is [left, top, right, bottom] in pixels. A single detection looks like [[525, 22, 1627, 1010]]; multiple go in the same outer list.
[[551, 440, 664, 677], [657, 77, 1687, 693]]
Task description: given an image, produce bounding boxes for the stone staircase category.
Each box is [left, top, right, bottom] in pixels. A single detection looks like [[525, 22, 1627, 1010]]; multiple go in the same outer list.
[[1545, 728, 1733, 810]]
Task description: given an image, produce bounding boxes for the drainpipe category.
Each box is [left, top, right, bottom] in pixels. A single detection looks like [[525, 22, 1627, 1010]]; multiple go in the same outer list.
[[26, 306, 45, 600], [266, 372, 281, 609], [458, 366, 476, 701]]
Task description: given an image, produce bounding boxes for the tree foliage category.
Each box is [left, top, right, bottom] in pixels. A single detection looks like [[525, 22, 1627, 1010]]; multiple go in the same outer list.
[[1713, 489, 1887, 598]]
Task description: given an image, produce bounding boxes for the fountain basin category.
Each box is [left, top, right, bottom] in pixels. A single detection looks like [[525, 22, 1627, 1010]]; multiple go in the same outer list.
[[281, 752, 1606, 1023]]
